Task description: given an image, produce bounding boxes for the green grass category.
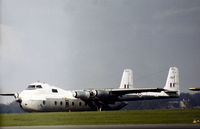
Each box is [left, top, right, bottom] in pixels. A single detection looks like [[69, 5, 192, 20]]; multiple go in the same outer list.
[[0, 109, 200, 126]]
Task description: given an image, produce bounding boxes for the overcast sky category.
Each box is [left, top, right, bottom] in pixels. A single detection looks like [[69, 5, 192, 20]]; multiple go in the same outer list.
[[0, 0, 200, 104]]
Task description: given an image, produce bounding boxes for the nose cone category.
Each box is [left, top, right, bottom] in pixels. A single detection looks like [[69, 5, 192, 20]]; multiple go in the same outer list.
[[18, 90, 43, 112]]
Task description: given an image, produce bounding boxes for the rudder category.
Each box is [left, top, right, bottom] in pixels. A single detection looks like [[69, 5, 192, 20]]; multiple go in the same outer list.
[[164, 67, 179, 93], [119, 69, 133, 89]]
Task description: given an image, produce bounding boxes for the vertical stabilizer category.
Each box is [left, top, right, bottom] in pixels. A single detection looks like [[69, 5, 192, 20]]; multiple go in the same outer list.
[[164, 67, 179, 93], [119, 69, 133, 89]]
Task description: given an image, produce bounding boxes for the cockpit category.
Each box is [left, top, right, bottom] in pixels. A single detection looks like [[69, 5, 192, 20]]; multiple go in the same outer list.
[[27, 85, 43, 90]]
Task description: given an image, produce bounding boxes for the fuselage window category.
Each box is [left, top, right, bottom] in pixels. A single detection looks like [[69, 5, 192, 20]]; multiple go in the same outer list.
[[72, 102, 74, 106], [36, 85, 42, 88], [52, 89, 58, 93], [79, 102, 82, 106], [55, 101, 57, 106], [43, 100, 45, 105], [66, 101, 69, 106], [60, 101, 63, 106]]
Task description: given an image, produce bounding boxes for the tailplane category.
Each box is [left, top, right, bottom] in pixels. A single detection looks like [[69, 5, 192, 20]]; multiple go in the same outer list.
[[164, 67, 180, 95], [119, 69, 133, 89]]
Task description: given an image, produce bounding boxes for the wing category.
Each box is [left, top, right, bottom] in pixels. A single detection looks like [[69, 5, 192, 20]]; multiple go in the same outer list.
[[0, 93, 19, 99], [73, 88, 165, 100], [0, 93, 15, 96], [110, 88, 164, 95], [0, 93, 21, 102], [73, 88, 165, 111]]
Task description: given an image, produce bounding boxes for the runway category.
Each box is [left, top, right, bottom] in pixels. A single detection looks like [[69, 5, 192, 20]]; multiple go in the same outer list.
[[0, 124, 199, 129]]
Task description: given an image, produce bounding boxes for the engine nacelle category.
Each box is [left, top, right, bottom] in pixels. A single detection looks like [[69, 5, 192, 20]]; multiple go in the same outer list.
[[95, 90, 110, 98], [74, 91, 90, 100], [74, 90, 111, 100]]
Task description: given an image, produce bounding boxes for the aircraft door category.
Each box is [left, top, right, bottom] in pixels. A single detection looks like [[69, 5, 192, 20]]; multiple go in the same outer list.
[[65, 100, 70, 111]]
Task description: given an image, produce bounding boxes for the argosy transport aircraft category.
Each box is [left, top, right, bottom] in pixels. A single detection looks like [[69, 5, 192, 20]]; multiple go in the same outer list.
[[189, 88, 200, 91], [0, 67, 179, 112]]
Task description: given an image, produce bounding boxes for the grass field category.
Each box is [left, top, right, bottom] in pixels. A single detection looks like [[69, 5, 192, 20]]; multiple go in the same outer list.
[[0, 109, 200, 126]]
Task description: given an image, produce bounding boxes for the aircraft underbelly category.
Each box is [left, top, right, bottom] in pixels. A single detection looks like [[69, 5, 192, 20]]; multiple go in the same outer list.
[[22, 98, 93, 112]]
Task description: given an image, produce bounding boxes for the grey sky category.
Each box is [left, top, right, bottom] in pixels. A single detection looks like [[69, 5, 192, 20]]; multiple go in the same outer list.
[[0, 0, 200, 104]]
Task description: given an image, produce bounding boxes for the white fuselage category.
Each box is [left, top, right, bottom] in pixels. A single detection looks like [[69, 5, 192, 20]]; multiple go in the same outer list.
[[18, 82, 177, 112], [18, 83, 93, 112]]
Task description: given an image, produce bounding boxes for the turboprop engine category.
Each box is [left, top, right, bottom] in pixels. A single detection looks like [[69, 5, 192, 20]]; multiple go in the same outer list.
[[73, 90, 111, 100], [73, 91, 90, 100]]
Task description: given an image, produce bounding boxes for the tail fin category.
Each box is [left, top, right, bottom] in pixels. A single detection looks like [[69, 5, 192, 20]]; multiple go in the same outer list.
[[164, 67, 179, 94], [119, 69, 133, 89]]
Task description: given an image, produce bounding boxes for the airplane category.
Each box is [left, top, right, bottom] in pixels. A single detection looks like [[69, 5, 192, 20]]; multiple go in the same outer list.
[[189, 88, 200, 91], [0, 67, 180, 112]]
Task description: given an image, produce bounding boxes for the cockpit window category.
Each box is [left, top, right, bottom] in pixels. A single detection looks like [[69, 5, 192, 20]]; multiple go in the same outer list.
[[27, 85, 35, 89], [27, 85, 43, 90], [36, 85, 42, 88]]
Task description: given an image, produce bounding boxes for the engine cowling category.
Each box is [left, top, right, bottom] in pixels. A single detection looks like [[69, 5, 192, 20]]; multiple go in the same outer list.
[[74, 90, 111, 100], [95, 90, 110, 98], [74, 91, 90, 100]]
